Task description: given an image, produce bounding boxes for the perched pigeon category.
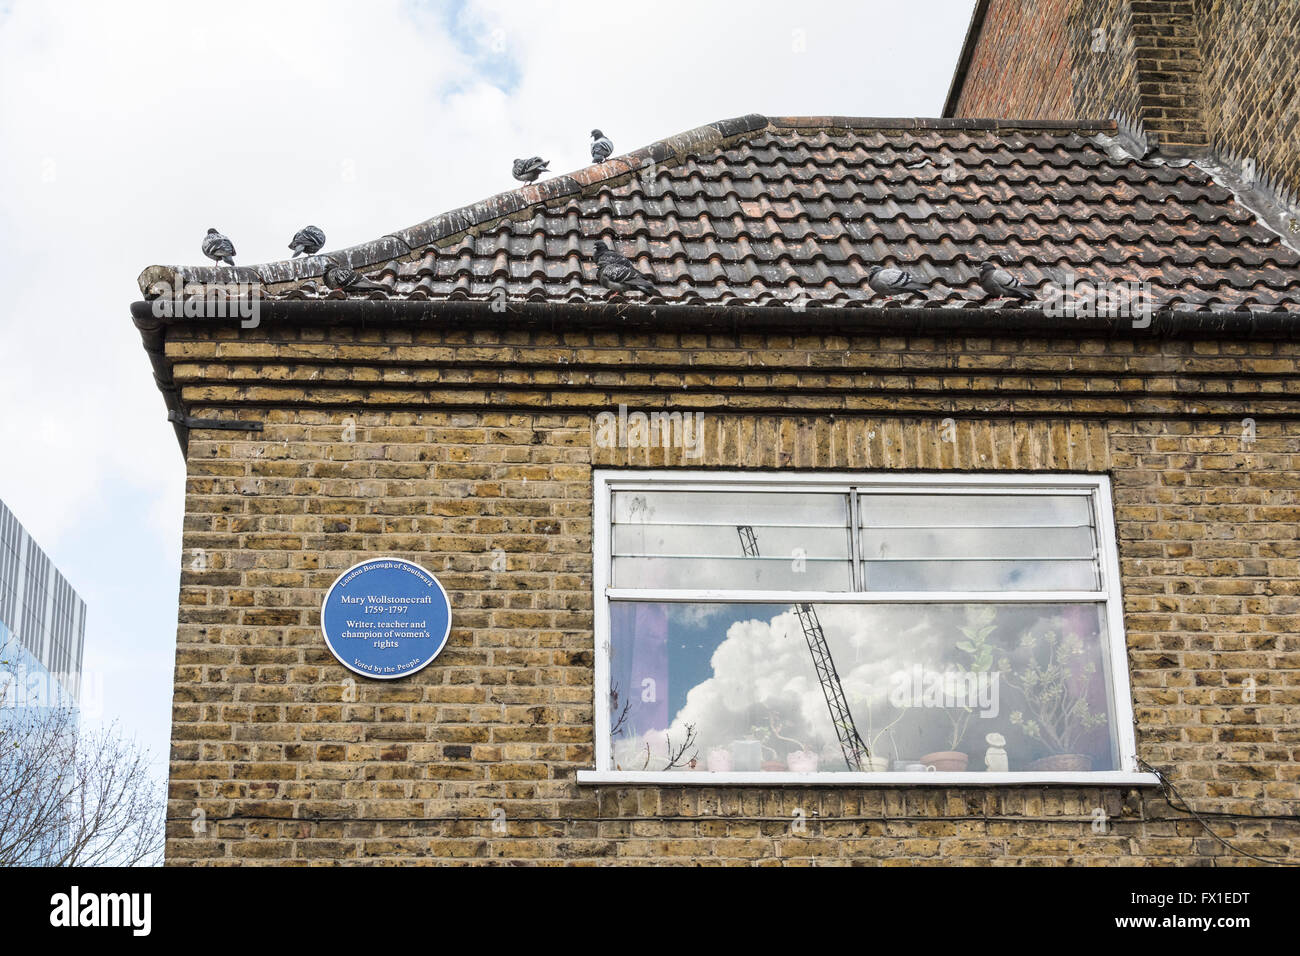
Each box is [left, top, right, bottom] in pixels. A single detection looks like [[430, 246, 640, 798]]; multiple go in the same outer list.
[[201, 228, 236, 267], [322, 260, 386, 293], [978, 259, 1036, 301], [593, 240, 655, 297], [288, 225, 326, 257], [590, 129, 613, 163], [512, 157, 550, 183], [868, 265, 929, 299]]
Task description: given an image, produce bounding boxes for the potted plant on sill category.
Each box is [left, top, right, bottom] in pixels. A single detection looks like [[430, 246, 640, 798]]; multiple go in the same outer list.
[[848, 687, 908, 771], [921, 606, 1000, 772], [1000, 619, 1108, 772], [920, 696, 972, 772], [750, 721, 786, 772], [761, 713, 820, 773]]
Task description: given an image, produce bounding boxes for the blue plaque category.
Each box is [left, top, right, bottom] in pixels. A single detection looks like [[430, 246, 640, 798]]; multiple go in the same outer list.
[[320, 557, 452, 679]]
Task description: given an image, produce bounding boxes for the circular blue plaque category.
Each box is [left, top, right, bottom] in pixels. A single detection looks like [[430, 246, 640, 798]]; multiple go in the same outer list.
[[320, 557, 452, 680]]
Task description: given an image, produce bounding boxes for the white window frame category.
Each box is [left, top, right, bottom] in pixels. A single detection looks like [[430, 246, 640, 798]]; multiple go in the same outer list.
[[579, 469, 1159, 787]]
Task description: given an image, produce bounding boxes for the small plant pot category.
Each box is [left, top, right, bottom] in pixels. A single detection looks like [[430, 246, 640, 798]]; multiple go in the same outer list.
[[1027, 753, 1092, 773], [920, 750, 969, 772], [786, 750, 820, 773], [863, 756, 891, 772], [761, 760, 785, 772], [706, 747, 733, 772]]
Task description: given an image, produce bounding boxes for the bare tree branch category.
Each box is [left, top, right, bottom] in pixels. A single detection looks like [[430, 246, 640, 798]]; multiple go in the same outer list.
[[0, 695, 164, 867]]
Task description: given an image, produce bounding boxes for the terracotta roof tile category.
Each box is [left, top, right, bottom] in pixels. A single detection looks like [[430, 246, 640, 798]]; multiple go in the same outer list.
[[137, 115, 1300, 312]]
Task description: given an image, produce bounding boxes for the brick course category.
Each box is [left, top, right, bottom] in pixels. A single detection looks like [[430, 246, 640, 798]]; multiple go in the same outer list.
[[162, 319, 1300, 864], [1197, 0, 1300, 206]]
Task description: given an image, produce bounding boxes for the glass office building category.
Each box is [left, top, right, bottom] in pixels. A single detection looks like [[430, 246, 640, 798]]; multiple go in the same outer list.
[[0, 499, 86, 708], [0, 500, 86, 864]]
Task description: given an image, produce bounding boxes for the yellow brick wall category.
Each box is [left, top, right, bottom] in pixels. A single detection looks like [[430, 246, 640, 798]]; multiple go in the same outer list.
[[163, 322, 1300, 864]]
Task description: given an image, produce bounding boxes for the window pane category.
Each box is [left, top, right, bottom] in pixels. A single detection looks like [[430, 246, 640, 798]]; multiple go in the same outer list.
[[861, 559, 1100, 591], [613, 490, 847, 526], [611, 490, 852, 590], [858, 493, 1101, 592], [614, 556, 852, 591], [608, 601, 1118, 774]]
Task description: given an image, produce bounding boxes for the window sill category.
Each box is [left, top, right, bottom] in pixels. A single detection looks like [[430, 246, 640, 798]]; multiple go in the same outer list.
[[576, 770, 1162, 787]]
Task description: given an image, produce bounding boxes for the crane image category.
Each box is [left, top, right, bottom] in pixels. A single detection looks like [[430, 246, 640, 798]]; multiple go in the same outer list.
[[736, 525, 869, 771]]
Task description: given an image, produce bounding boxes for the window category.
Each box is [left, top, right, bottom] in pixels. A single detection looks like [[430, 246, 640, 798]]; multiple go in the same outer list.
[[583, 471, 1154, 785]]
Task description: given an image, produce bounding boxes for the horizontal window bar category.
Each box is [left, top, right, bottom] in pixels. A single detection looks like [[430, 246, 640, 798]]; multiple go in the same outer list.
[[603, 473, 1102, 492], [859, 555, 1097, 563], [614, 552, 848, 561], [605, 588, 1108, 603], [614, 520, 850, 529], [608, 487, 1096, 498], [577, 771, 1162, 788], [860, 522, 1094, 530]]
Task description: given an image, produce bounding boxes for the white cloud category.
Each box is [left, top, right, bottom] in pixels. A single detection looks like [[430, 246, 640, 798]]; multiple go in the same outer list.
[[656, 604, 944, 762]]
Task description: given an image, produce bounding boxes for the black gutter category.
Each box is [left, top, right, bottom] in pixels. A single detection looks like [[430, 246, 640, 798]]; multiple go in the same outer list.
[[942, 0, 991, 118], [132, 297, 1300, 337]]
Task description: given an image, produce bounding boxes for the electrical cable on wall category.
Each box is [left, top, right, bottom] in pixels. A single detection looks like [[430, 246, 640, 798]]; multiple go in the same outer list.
[[1137, 758, 1297, 866]]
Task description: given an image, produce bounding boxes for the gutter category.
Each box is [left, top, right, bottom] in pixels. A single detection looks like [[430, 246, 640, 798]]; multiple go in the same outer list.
[[132, 297, 1300, 456], [131, 297, 1300, 337]]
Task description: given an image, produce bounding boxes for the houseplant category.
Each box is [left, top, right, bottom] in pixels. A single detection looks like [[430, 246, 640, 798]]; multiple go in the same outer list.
[[760, 712, 820, 772], [1000, 618, 1108, 771], [849, 687, 908, 771], [921, 607, 1000, 772], [750, 721, 786, 772]]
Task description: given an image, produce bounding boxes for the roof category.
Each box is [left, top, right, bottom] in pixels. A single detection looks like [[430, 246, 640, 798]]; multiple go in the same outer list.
[[137, 113, 1300, 313]]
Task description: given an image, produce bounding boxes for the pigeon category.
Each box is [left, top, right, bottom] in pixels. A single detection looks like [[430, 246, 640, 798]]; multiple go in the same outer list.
[[201, 228, 236, 267], [322, 260, 386, 293], [593, 240, 655, 297], [868, 265, 929, 299], [978, 259, 1036, 301], [288, 225, 326, 257], [590, 129, 614, 163], [512, 157, 550, 183]]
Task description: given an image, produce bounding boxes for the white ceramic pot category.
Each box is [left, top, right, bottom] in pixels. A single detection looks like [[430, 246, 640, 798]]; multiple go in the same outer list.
[[707, 747, 733, 772], [786, 750, 820, 773]]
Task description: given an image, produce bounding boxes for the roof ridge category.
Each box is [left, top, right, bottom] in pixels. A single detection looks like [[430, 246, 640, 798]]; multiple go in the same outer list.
[[766, 117, 1118, 132], [137, 113, 771, 297]]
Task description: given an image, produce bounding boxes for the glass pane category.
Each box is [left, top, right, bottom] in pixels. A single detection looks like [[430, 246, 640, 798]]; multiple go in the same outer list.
[[614, 557, 852, 591], [862, 526, 1096, 559], [608, 601, 1118, 774], [612, 490, 851, 590], [861, 494, 1094, 528], [861, 559, 1099, 591], [614, 490, 847, 526], [859, 493, 1100, 592]]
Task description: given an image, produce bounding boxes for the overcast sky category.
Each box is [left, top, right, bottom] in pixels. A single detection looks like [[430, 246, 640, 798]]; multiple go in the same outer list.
[[0, 0, 975, 781]]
